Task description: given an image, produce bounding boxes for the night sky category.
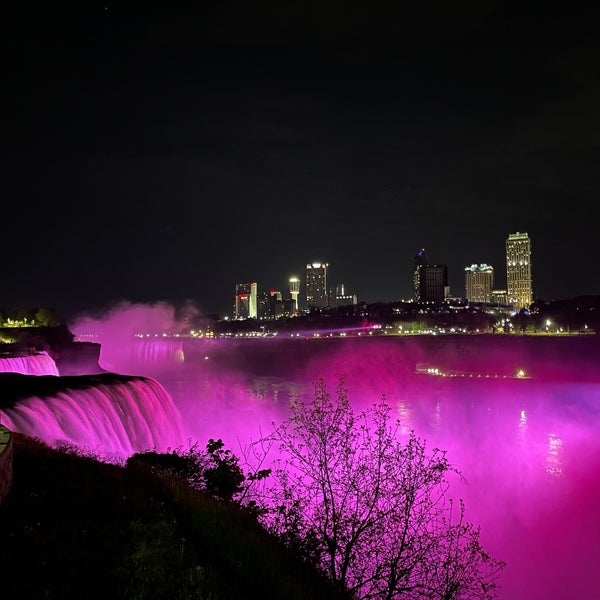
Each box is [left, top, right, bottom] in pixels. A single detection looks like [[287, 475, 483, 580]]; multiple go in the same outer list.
[[5, 2, 600, 321]]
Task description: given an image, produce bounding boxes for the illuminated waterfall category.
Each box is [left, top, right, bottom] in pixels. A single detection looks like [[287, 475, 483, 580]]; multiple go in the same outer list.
[[96, 338, 187, 374], [0, 373, 185, 461], [0, 351, 59, 376], [132, 338, 185, 365]]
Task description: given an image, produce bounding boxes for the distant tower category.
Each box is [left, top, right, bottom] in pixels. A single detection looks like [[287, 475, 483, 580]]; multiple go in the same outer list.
[[465, 264, 494, 303], [413, 248, 428, 301], [413, 249, 448, 302], [306, 262, 329, 309], [234, 282, 257, 319], [288, 277, 300, 313], [506, 232, 533, 309]]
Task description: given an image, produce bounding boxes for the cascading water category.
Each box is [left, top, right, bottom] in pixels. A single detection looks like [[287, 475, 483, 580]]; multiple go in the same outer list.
[[0, 351, 59, 376], [0, 373, 186, 461]]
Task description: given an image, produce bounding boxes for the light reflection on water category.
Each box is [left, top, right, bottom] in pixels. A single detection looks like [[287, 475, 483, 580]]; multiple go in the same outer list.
[[545, 432, 564, 476]]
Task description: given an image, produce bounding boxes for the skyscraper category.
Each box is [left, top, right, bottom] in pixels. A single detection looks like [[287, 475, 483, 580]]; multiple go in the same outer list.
[[413, 249, 448, 302], [465, 264, 494, 303], [506, 232, 533, 309], [306, 262, 328, 309], [234, 282, 257, 319]]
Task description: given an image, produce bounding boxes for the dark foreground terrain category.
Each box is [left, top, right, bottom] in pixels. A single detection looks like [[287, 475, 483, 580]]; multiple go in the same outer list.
[[0, 434, 348, 600]]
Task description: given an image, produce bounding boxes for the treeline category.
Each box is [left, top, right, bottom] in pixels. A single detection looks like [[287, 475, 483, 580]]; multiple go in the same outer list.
[[0, 306, 61, 327]]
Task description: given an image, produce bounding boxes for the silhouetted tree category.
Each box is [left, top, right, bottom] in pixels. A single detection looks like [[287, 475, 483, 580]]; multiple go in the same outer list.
[[256, 379, 505, 600], [35, 307, 59, 327], [203, 438, 245, 500], [128, 439, 270, 505]]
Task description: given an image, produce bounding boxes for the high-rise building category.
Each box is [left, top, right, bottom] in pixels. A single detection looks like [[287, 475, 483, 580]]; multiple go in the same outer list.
[[257, 290, 281, 319], [288, 277, 300, 313], [506, 232, 533, 309], [306, 262, 329, 309], [413, 249, 448, 302], [257, 292, 271, 319], [234, 282, 257, 319], [330, 283, 358, 308], [465, 264, 494, 303]]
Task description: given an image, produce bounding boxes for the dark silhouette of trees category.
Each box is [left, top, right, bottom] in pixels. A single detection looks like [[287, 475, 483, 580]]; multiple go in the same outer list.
[[255, 379, 505, 599]]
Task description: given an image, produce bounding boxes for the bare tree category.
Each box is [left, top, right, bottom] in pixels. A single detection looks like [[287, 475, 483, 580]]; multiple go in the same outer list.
[[256, 378, 505, 600]]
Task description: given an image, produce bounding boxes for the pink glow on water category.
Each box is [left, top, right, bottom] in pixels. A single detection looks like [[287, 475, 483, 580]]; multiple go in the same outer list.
[[170, 339, 600, 600], [0, 352, 60, 376], [0, 375, 185, 461], [64, 304, 600, 599]]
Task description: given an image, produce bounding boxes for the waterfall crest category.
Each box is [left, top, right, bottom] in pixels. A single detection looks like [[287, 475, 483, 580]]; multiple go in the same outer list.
[[0, 352, 59, 376], [0, 373, 185, 461]]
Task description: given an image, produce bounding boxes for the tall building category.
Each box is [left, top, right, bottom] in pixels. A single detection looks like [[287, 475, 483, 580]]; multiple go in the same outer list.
[[257, 290, 281, 319], [234, 282, 257, 319], [465, 264, 494, 303], [288, 277, 300, 313], [330, 283, 358, 308], [413, 249, 448, 302], [506, 232, 533, 309], [306, 262, 329, 309]]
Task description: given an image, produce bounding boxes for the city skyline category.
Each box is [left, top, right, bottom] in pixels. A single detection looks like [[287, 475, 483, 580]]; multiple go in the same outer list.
[[233, 231, 536, 318], [230, 230, 529, 318], [5, 4, 600, 321]]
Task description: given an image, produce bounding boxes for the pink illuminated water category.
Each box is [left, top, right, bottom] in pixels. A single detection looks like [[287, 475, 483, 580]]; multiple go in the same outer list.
[[0, 373, 185, 461], [0, 351, 60, 376], [68, 307, 600, 599]]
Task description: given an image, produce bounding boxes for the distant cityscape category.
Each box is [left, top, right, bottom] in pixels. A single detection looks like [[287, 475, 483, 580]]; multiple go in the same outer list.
[[3, 229, 599, 341], [232, 231, 534, 321]]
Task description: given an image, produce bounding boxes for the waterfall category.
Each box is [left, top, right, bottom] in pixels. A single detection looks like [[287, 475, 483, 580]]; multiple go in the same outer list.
[[0, 373, 186, 461], [0, 351, 59, 376], [95, 338, 186, 374], [132, 339, 185, 365]]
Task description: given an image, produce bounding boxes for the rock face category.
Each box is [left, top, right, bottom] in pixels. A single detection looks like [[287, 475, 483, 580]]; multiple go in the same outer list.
[[53, 342, 103, 375]]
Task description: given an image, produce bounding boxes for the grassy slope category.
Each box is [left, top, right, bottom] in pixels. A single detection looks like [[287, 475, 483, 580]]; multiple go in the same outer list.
[[0, 434, 349, 600]]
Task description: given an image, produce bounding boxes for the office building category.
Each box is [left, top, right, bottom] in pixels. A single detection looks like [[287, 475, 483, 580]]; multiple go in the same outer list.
[[330, 283, 358, 308], [506, 232, 533, 309], [257, 290, 281, 319], [306, 262, 329, 309], [413, 249, 448, 302], [465, 264, 494, 303], [234, 282, 257, 319]]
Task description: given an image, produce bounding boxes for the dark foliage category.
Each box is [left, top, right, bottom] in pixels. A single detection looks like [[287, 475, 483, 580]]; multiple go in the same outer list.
[[0, 433, 350, 600]]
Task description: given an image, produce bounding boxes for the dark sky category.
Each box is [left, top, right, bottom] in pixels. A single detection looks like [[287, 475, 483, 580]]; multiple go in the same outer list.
[[5, 1, 600, 320]]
